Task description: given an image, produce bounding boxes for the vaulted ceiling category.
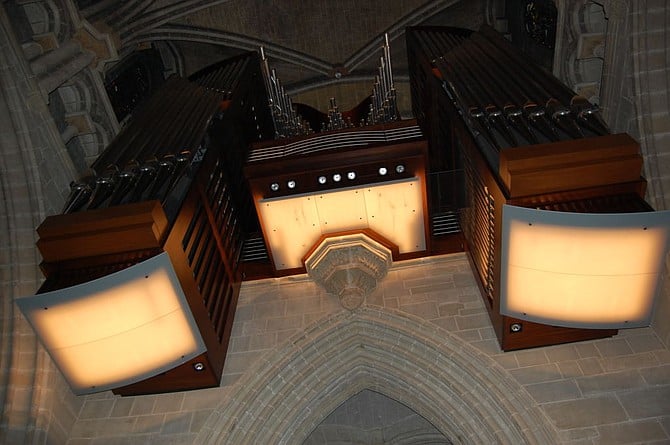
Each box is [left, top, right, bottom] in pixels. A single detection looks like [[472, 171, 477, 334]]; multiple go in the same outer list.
[[84, 0, 494, 112]]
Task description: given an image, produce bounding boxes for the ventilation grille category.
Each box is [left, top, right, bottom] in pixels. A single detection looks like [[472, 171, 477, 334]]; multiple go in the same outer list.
[[432, 210, 461, 236], [181, 158, 241, 342], [462, 155, 495, 303], [241, 236, 269, 262]]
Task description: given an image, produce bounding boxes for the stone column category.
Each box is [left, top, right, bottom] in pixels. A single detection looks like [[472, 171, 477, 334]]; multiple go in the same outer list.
[[37, 46, 96, 97], [599, 0, 633, 130], [0, 5, 81, 444], [629, 0, 669, 211]]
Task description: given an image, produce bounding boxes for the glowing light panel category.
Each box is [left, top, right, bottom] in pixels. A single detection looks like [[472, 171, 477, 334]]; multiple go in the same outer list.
[[17, 253, 206, 394], [501, 205, 670, 328], [259, 177, 426, 269]]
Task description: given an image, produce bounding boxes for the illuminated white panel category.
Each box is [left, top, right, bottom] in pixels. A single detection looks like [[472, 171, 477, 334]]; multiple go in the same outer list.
[[365, 180, 426, 252], [314, 189, 369, 230], [258, 195, 323, 269], [501, 205, 670, 329], [259, 178, 426, 270], [16, 253, 206, 394]]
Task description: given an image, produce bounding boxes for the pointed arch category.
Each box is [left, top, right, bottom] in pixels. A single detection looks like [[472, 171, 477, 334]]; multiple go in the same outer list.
[[197, 307, 558, 444]]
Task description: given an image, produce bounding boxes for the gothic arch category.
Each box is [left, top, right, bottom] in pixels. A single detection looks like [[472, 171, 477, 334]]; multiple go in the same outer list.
[[197, 307, 557, 444]]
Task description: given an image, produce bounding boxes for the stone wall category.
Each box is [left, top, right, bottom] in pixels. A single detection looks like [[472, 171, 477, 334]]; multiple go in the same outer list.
[[554, 0, 670, 212], [58, 253, 670, 444], [1, 1, 669, 444], [0, 6, 82, 443]]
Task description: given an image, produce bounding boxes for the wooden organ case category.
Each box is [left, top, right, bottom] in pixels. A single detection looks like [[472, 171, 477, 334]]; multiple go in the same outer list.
[[407, 26, 654, 351], [34, 52, 274, 395]]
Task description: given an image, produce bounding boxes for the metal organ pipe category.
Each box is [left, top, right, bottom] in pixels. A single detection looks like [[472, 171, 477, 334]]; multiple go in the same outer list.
[[260, 47, 310, 139], [366, 34, 399, 126]]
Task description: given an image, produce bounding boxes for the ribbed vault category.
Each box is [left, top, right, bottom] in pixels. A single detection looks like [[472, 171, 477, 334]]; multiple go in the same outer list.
[[197, 306, 558, 444], [120, 0, 475, 92]]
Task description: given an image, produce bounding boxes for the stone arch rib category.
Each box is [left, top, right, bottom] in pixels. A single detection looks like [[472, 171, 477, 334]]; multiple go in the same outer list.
[[197, 307, 557, 444], [124, 25, 333, 76]]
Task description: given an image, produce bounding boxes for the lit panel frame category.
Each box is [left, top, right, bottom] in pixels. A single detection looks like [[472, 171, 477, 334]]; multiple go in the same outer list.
[[500, 205, 670, 329], [258, 177, 426, 270], [17, 253, 206, 394]]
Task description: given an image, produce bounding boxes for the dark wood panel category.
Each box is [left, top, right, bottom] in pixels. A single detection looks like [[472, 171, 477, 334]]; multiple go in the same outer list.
[[499, 133, 642, 197], [404, 25, 657, 352], [37, 201, 168, 262]]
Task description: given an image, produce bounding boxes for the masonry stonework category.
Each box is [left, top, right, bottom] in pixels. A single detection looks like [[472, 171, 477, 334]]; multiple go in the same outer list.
[[1, 0, 670, 443], [56, 254, 670, 444]]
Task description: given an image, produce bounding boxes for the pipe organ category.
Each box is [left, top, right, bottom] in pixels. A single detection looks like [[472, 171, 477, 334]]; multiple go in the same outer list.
[[407, 25, 664, 351], [22, 25, 669, 396], [33, 52, 273, 395], [28, 35, 423, 395]]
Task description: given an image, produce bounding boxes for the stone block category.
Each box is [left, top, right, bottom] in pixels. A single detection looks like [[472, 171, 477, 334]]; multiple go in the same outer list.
[[576, 370, 645, 395], [545, 344, 580, 363], [383, 296, 399, 309], [110, 397, 134, 418], [453, 272, 475, 287], [596, 419, 668, 444], [70, 417, 136, 438], [366, 289, 384, 306], [575, 343, 600, 358], [399, 293, 433, 305], [395, 266, 428, 281], [133, 414, 165, 434], [399, 301, 439, 320], [491, 353, 518, 370], [130, 397, 156, 416], [509, 363, 562, 384], [266, 314, 303, 332], [253, 299, 286, 319], [219, 373, 242, 387], [478, 326, 496, 340], [557, 361, 584, 379], [639, 364, 670, 385], [454, 313, 490, 330], [577, 357, 604, 376], [458, 292, 480, 303], [542, 396, 627, 429], [379, 279, 408, 298], [152, 393, 185, 414], [221, 351, 262, 375], [430, 316, 457, 331], [190, 409, 212, 433], [303, 312, 327, 326], [454, 329, 481, 342], [594, 338, 633, 357], [232, 304, 253, 322], [77, 399, 114, 420], [406, 281, 455, 296], [557, 426, 598, 442], [458, 307, 485, 316], [617, 386, 670, 419], [525, 379, 582, 403], [241, 319, 267, 336], [161, 412, 193, 435], [625, 333, 665, 353], [248, 332, 277, 351], [276, 281, 319, 300], [601, 352, 659, 372], [65, 438, 92, 445], [229, 335, 250, 353], [514, 349, 549, 367], [470, 338, 500, 355], [650, 110, 670, 133]]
